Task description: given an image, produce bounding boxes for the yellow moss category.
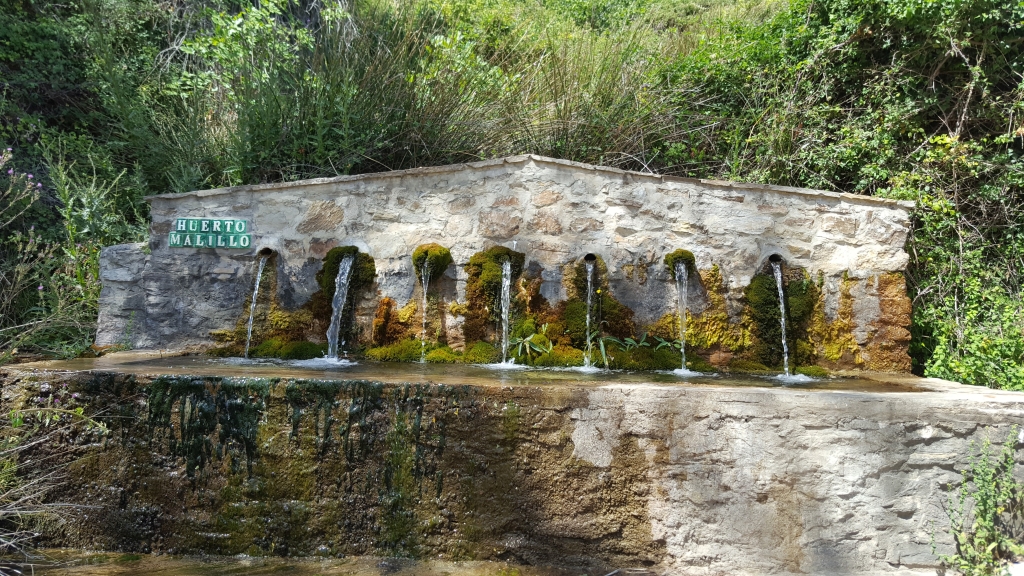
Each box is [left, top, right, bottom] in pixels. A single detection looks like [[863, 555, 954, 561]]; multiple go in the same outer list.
[[687, 266, 750, 352], [647, 313, 679, 340], [448, 301, 469, 317], [267, 306, 313, 334], [807, 275, 862, 365], [397, 301, 418, 324]]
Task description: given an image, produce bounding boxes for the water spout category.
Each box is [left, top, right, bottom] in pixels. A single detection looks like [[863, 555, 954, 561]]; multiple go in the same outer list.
[[326, 254, 356, 359], [583, 259, 595, 368], [243, 255, 269, 358], [674, 261, 688, 370], [771, 260, 790, 376], [419, 261, 431, 363], [500, 260, 512, 363]]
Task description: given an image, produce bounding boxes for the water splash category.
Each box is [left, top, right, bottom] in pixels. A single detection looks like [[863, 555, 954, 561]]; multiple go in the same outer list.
[[500, 260, 512, 363], [583, 260, 595, 368], [243, 256, 268, 358], [771, 260, 790, 376], [326, 254, 356, 359], [419, 261, 431, 363]]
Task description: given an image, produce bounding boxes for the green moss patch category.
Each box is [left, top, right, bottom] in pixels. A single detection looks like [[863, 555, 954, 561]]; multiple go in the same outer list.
[[664, 249, 696, 280], [606, 344, 679, 371], [534, 344, 585, 367], [366, 339, 426, 362], [728, 359, 771, 373], [412, 243, 453, 278], [316, 246, 377, 296], [462, 246, 526, 344], [744, 269, 819, 369], [795, 365, 830, 378]]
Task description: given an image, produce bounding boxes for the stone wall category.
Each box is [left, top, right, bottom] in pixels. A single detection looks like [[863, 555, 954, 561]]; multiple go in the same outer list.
[[5, 361, 1023, 575], [97, 155, 914, 368]]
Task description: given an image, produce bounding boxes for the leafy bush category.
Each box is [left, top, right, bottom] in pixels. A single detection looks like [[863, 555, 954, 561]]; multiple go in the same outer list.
[[4, 0, 1024, 389], [938, 429, 1024, 576]]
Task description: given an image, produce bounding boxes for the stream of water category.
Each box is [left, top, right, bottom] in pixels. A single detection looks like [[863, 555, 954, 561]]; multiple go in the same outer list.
[[771, 261, 790, 376], [674, 261, 688, 370], [243, 256, 268, 359], [583, 260, 595, 368], [499, 260, 512, 363], [419, 262, 431, 363], [326, 255, 356, 359]]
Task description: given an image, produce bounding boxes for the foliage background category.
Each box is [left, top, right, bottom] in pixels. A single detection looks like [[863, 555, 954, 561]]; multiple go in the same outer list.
[[1, 0, 1022, 389]]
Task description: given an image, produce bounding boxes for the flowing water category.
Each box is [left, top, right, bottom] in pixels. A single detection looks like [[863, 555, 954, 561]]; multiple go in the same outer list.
[[419, 262, 431, 363], [674, 261, 688, 370], [500, 260, 512, 363], [771, 261, 790, 376], [583, 261, 595, 368], [243, 256, 268, 359], [325, 255, 356, 359], [40, 354, 925, 392]]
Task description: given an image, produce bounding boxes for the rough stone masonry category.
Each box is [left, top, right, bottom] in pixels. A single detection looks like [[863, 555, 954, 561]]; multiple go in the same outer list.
[[3, 358, 1023, 576], [96, 155, 914, 367]]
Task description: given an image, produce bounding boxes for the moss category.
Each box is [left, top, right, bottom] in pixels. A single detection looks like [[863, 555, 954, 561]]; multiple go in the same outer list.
[[664, 249, 696, 280], [646, 313, 679, 341], [316, 246, 376, 296], [511, 316, 537, 339], [687, 266, 751, 353], [424, 346, 461, 363], [686, 356, 716, 373], [252, 338, 286, 358], [462, 341, 499, 364], [568, 255, 608, 299], [744, 268, 819, 369], [728, 359, 772, 373], [607, 345, 680, 371], [278, 341, 327, 360], [462, 246, 526, 343], [560, 300, 589, 348], [365, 339, 425, 362], [806, 275, 862, 368], [373, 297, 412, 346], [533, 344, 585, 367], [599, 293, 636, 339], [795, 365, 829, 378], [412, 243, 453, 279], [208, 345, 243, 357], [307, 246, 377, 348]]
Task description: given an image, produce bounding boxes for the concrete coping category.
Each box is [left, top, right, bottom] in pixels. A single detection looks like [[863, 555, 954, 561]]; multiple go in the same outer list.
[[144, 154, 916, 211]]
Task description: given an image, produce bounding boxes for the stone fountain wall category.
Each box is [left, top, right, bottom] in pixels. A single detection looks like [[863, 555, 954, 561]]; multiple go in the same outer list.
[[96, 155, 914, 369], [5, 363, 1023, 575]]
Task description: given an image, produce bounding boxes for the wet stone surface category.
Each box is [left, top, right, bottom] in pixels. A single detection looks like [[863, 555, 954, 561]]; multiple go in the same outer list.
[[2, 355, 1023, 576]]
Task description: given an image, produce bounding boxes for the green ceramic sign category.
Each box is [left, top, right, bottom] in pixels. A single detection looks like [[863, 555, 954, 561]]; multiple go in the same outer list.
[[169, 218, 251, 249]]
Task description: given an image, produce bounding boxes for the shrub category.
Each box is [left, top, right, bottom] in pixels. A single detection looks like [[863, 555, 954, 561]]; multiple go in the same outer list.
[[938, 429, 1024, 575]]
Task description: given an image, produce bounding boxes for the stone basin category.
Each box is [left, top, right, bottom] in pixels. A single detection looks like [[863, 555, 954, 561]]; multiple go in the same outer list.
[[3, 353, 1023, 576]]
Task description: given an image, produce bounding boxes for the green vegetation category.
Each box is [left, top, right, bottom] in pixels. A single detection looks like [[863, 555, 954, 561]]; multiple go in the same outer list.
[[744, 271, 818, 369], [462, 246, 525, 343], [664, 249, 695, 280], [1, 0, 1023, 390], [938, 429, 1024, 575], [412, 243, 454, 279], [366, 339, 426, 362]]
